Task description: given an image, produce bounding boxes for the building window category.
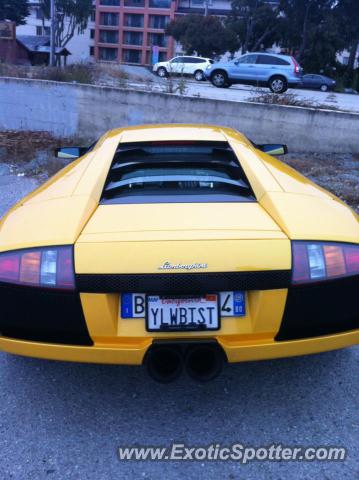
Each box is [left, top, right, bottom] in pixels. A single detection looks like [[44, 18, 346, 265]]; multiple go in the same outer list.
[[99, 12, 119, 26], [99, 30, 119, 44], [99, 47, 118, 61], [123, 31, 143, 46], [90, 29, 95, 39], [148, 32, 167, 47], [124, 13, 144, 27], [124, 0, 145, 7], [148, 15, 169, 29], [99, 0, 120, 5], [123, 49, 142, 64], [90, 9, 96, 22], [36, 25, 50, 36], [35, 7, 44, 20], [90, 46, 95, 56], [149, 0, 171, 8]]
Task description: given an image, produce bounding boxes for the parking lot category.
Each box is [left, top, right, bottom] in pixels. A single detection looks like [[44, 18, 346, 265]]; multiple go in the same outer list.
[[124, 66, 359, 113], [183, 81, 359, 112], [0, 170, 358, 479]]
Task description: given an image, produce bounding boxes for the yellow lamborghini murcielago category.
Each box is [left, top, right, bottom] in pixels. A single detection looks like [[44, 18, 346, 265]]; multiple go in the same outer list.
[[0, 125, 358, 382]]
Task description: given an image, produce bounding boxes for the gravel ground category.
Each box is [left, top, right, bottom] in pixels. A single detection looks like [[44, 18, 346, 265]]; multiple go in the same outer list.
[[0, 170, 40, 217], [0, 161, 358, 480], [283, 152, 359, 213]]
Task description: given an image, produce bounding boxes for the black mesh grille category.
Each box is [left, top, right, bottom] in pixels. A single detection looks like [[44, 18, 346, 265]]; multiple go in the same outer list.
[[276, 276, 359, 341], [76, 270, 291, 294], [0, 283, 93, 345]]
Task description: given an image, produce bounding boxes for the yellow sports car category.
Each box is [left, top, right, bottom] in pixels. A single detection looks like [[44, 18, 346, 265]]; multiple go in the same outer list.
[[0, 124, 358, 382]]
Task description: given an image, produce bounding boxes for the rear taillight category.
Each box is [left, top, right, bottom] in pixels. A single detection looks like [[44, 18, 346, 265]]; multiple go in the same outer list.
[[292, 241, 359, 285], [0, 246, 75, 290], [291, 57, 300, 74]]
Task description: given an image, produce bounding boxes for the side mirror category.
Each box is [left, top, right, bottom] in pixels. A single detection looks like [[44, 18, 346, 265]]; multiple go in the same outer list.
[[234, 59, 239, 65], [55, 147, 87, 159], [257, 144, 288, 155]]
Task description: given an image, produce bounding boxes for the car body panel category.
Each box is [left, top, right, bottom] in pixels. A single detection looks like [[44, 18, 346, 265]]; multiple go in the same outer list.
[[261, 192, 359, 242], [0, 124, 357, 366], [0, 196, 97, 252], [0, 329, 358, 365]]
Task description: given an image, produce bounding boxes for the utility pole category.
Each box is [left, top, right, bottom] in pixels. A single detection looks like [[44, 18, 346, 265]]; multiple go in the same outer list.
[[204, 0, 209, 17], [50, 0, 56, 66]]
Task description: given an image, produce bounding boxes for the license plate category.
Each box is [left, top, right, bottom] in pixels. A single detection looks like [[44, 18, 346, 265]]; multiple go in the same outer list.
[[146, 295, 220, 332], [121, 291, 245, 320]]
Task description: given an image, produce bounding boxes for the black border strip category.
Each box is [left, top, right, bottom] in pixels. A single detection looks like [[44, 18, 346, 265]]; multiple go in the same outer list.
[[76, 270, 291, 294]]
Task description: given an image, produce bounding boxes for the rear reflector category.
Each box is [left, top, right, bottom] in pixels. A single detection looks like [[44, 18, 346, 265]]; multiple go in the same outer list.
[[0, 246, 75, 290], [292, 242, 359, 284], [292, 57, 300, 74]]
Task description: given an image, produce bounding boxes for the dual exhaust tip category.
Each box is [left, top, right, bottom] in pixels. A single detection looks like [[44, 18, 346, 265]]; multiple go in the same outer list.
[[145, 342, 225, 383]]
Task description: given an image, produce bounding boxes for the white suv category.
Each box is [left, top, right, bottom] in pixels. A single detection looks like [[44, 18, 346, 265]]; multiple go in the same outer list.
[[153, 56, 214, 81]]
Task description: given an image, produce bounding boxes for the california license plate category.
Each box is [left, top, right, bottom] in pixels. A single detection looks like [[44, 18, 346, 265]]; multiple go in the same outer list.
[[146, 295, 220, 332]]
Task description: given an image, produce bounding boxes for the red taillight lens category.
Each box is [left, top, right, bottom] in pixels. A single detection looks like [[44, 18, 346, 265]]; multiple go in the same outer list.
[[291, 56, 300, 74], [0, 246, 75, 290], [344, 245, 359, 275], [57, 247, 75, 288], [292, 242, 359, 285]]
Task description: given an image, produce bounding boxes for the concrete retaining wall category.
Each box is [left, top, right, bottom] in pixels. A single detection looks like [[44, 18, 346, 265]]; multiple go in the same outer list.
[[1, 77, 358, 153]]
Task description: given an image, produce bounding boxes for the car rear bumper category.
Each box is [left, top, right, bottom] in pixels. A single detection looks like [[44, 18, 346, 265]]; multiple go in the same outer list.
[[0, 329, 358, 365]]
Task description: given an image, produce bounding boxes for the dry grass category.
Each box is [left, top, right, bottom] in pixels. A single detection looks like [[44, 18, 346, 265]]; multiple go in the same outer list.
[[246, 89, 342, 111], [0, 63, 96, 84], [0, 130, 71, 162], [0, 62, 143, 87], [282, 152, 359, 212]]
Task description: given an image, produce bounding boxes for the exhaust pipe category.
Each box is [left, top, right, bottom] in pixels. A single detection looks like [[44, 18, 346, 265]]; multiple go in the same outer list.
[[185, 344, 223, 382], [145, 345, 183, 383]]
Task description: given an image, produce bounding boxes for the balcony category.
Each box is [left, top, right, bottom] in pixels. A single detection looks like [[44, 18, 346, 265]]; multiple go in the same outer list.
[[123, 31, 143, 46], [124, 13, 144, 27], [99, 30, 119, 44]]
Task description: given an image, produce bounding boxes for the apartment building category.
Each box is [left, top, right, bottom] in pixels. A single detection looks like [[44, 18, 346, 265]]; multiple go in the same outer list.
[[94, 0, 280, 65], [94, 0, 177, 65]]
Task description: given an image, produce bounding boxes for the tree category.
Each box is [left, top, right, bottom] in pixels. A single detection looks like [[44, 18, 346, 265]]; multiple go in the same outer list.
[[0, 0, 29, 25], [279, 0, 337, 61], [40, 0, 92, 49], [166, 15, 239, 58], [227, 0, 282, 53], [334, 0, 359, 79]]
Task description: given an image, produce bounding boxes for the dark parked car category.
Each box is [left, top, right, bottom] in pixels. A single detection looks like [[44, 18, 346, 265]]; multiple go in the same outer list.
[[301, 74, 336, 92]]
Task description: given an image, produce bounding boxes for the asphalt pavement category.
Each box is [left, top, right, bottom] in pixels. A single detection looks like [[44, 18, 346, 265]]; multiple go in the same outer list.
[[0, 170, 358, 480]]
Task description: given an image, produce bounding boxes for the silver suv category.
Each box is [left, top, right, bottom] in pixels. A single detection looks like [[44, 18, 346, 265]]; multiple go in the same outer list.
[[205, 52, 303, 93]]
